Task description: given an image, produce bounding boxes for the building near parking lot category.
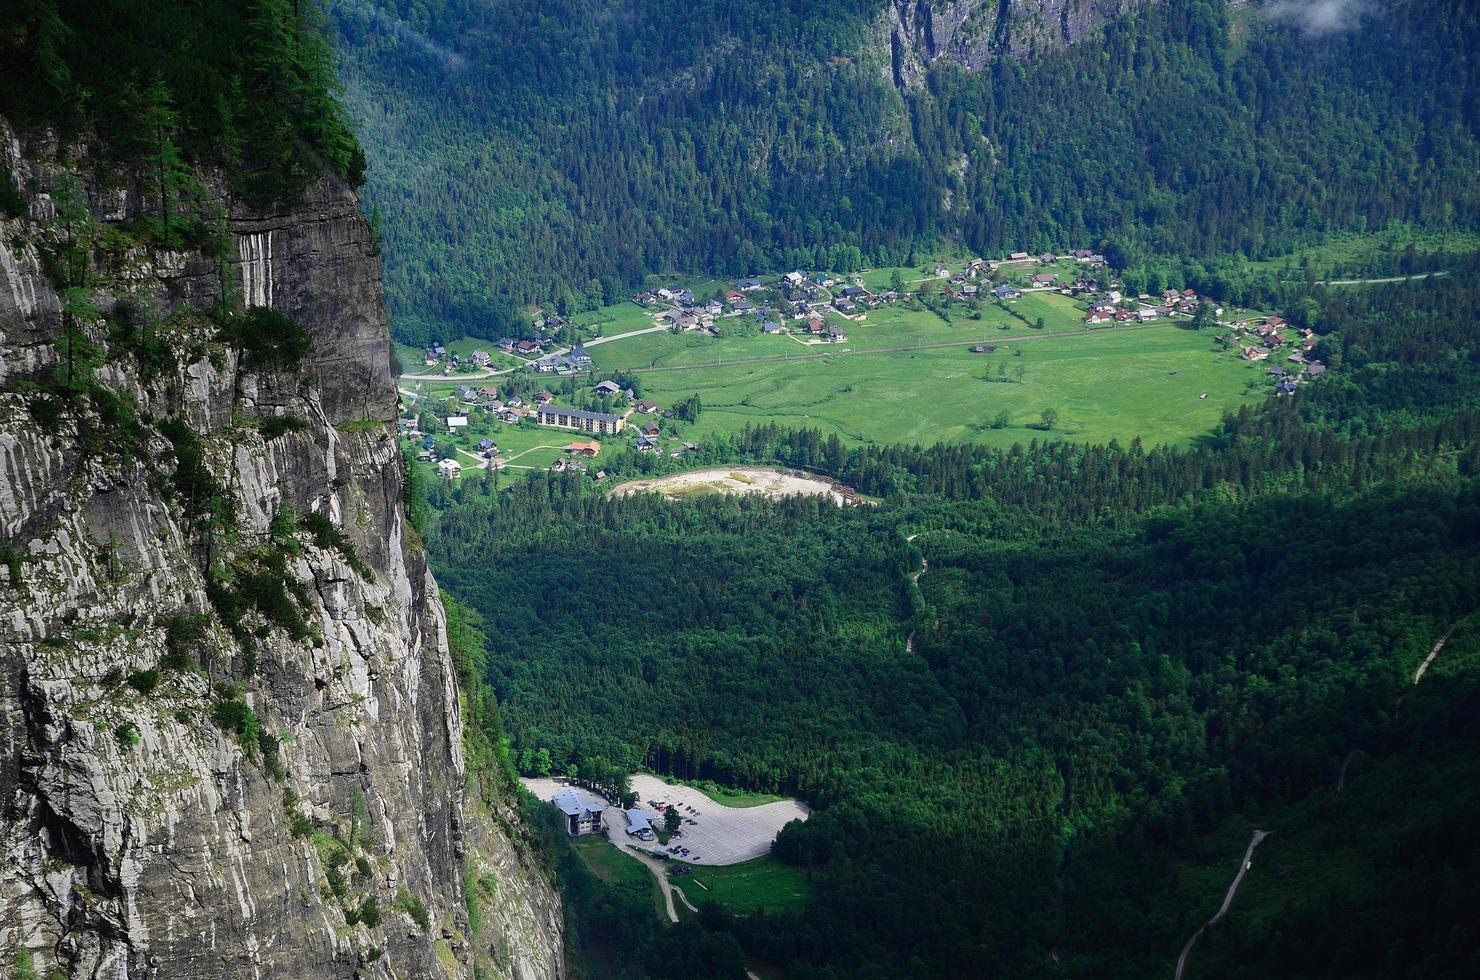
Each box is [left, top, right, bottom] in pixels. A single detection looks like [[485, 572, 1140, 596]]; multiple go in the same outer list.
[[624, 808, 660, 839], [552, 789, 605, 836]]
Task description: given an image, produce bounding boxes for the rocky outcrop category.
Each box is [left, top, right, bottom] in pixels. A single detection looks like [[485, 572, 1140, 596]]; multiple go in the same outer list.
[[886, 0, 1157, 86], [0, 118, 563, 979]]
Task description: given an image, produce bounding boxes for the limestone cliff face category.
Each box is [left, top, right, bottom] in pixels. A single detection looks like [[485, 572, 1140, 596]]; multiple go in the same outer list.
[[885, 0, 1157, 86], [0, 118, 563, 979]]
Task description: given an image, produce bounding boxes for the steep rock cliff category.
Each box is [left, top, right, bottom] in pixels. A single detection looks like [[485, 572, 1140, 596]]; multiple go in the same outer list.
[[0, 118, 563, 979], [886, 0, 1157, 86]]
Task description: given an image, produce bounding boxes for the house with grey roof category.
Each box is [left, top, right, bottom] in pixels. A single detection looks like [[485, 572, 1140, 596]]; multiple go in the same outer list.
[[552, 789, 605, 836]]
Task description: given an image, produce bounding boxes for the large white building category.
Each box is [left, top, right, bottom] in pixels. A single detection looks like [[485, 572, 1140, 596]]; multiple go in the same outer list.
[[552, 789, 605, 836], [536, 404, 627, 436]]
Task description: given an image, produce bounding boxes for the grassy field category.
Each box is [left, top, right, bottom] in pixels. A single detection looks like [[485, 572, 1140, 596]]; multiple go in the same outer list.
[[570, 301, 654, 339], [571, 837, 667, 920], [654, 775, 789, 809], [399, 262, 1283, 456], [1243, 227, 1480, 280], [673, 855, 814, 915], [615, 324, 1266, 449]]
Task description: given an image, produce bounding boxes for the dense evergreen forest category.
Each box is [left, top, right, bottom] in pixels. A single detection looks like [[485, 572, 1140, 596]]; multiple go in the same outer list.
[[420, 276, 1480, 976], [0, 1, 364, 207], [330, 0, 1480, 344]]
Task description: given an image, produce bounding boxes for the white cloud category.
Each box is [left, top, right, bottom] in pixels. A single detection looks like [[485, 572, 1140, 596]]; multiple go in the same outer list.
[[1263, 0, 1380, 37]]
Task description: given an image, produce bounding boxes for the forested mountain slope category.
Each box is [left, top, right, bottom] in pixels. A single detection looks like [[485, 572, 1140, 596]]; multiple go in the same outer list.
[[420, 274, 1480, 977], [331, 0, 1479, 344]]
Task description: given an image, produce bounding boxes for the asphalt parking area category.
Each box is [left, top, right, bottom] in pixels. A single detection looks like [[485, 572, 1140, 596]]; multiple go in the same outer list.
[[521, 774, 809, 866]]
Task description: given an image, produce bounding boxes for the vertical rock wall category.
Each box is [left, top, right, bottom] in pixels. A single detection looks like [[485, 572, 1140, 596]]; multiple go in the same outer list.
[[0, 118, 563, 980]]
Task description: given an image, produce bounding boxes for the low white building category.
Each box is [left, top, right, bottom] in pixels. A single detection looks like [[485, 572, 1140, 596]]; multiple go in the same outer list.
[[446, 415, 468, 431], [437, 459, 462, 479]]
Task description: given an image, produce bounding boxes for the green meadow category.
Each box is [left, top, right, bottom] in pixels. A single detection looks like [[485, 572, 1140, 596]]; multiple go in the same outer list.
[[620, 326, 1264, 448], [673, 855, 814, 916], [401, 274, 1278, 454], [579, 286, 1267, 449]]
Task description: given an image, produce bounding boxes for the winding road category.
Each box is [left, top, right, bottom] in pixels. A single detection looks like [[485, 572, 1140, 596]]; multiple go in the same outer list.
[[399, 322, 672, 381], [1412, 623, 1458, 684], [905, 534, 927, 654], [1174, 830, 1269, 980], [1317, 271, 1450, 287]]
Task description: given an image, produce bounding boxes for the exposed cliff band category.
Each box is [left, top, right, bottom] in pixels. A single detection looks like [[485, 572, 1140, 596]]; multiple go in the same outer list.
[[0, 116, 562, 979]]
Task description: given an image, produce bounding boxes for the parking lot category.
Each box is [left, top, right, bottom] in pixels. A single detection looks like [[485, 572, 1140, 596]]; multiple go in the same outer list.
[[522, 773, 810, 866]]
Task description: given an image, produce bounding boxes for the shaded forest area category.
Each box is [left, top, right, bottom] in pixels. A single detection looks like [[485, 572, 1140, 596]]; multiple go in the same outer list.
[[330, 0, 1480, 344], [0, 0, 364, 206], [421, 277, 1480, 975]]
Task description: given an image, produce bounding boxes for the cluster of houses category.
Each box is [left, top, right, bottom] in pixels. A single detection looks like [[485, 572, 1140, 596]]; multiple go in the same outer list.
[[637, 271, 890, 338], [420, 343, 491, 375], [1079, 287, 1219, 326], [1224, 316, 1327, 388], [533, 346, 593, 374]]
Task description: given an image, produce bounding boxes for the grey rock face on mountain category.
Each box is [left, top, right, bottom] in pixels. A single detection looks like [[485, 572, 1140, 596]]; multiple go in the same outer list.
[[0, 117, 563, 979], [885, 0, 1156, 86]]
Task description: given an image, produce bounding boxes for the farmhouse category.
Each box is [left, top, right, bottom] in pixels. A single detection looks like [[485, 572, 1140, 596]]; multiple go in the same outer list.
[[513, 340, 542, 356], [566, 441, 601, 457], [594, 380, 622, 396], [993, 284, 1021, 300], [827, 326, 847, 343], [1085, 309, 1113, 324], [634, 399, 660, 414], [553, 789, 605, 836], [1030, 273, 1057, 286], [436, 459, 462, 479], [570, 346, 593, 368], [538, 404, 627, 435]]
